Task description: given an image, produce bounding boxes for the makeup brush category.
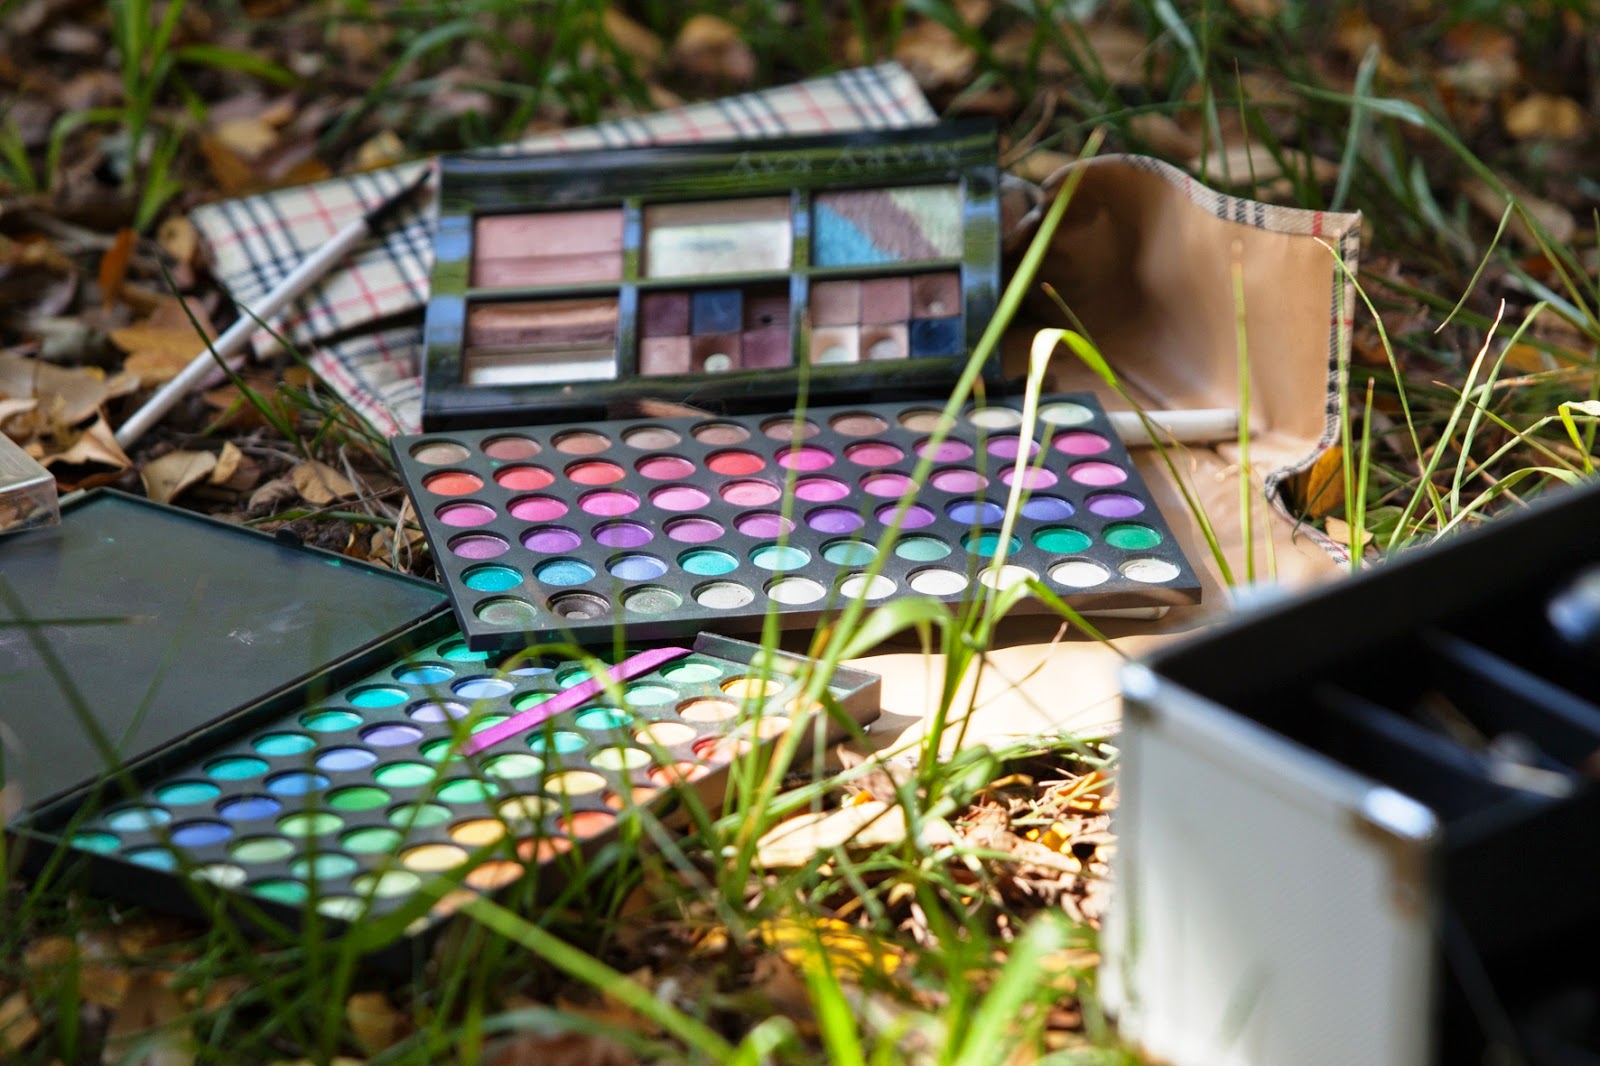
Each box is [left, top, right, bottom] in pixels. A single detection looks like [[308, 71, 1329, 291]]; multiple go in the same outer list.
[[115, 167, 433, 449]]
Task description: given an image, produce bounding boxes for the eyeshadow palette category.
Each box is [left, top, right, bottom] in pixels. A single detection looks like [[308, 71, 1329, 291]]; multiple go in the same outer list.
[[423, 120, 1000, 428], [25, 630, 878, 949], [393, 392, 1202, 650]]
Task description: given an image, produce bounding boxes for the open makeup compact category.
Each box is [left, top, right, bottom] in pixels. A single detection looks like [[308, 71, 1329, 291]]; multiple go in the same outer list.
[[422, 120, 1001, 428]]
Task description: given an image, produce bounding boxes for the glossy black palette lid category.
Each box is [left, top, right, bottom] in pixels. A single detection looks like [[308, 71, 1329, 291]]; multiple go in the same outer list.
[[0, 491, 447, 814]]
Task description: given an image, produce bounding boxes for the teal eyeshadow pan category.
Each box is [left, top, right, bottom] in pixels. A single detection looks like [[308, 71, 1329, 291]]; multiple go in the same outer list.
[[24, 623, 879, 958], [392, 392, 1202, 652]]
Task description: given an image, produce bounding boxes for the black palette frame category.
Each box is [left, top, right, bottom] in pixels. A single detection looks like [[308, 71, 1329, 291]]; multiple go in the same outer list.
[[423, 120, 1001, 429], [394, 392, 1203, 651]]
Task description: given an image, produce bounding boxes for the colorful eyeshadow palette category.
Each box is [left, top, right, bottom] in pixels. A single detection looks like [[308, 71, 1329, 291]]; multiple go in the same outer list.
[[393, 392, 1203, 650], [423, 120, 1000, 428], [24, 631, 878, 950]]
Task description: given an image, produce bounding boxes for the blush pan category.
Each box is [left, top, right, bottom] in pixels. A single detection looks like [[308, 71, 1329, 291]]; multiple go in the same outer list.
[[393, 392, 1201, 649], [422, 121, 1001, 429]]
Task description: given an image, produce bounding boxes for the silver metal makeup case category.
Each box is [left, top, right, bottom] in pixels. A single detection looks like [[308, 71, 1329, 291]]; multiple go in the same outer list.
[[1104, 478, 1600, 1066]]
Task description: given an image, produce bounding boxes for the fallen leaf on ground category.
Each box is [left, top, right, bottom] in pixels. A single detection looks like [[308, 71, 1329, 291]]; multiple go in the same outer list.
[[755, 800, 919, 867], [1462, 176, 1576, 247], [0, 991, 41, 1055], [669, 14, 755, 84], [1324, 515, 1374, 551], [347, 990, 408, 1055], [0, 355, 128, 427], [292, 459, 357, 504], [210, 440, 243, 484], [486, 1032, 636, 1066], [141, 449, 218, 504], [1292, 444, 1345, 518], [39, 414, 131, 474], [1188, 142, 1339, 188], [98, 226, 135, 309], [757, 917, 903, 978], [102, 972, 193, 1066], [111, 296, 216, 387], [603, 7, 663, 68], [893, 19, 977, 91], [1504, 92, 1586, 141]]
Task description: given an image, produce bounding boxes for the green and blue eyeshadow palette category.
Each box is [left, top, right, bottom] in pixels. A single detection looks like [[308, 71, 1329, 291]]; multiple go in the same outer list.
[[392, 392, 1203, 651], [422, 120, 1000, 429], [4, 492, 879, 951]]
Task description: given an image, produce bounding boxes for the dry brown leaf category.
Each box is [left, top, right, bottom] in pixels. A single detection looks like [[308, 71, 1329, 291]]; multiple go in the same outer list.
[[669, 14, 755, 84], [1324, 515, 1374, 552], [40, 415, 131, 473], [757, 917, 903, 978], [1462, 176, 1576, 247], [1504, 93, 1586, 141], [1229, 0, 1282, 17], [1189, 142, 1339, 188], [346, 990, 407, 1055], [1294, 444, 1345, 518], [893, 20, 976, 91], [199, 132, 257, 194], [98, 226, 136, 310], [112, 297, 216, 388], [292, 459, 357, 505], [141, 449, 218, 504], [213, 115, 278, 158], [755, 800, 951, 867], [603, 7, 663, 67], [0, 990, 41, 1055], [1009, 149, 1075, 185], [354, 130, 406, 172], [1129, 113, 1202, 161], [102, 972, 193, 1066], [486, 1031, 636, 1066], [248, 476, 299, 512], [209, 440, 243, 484]]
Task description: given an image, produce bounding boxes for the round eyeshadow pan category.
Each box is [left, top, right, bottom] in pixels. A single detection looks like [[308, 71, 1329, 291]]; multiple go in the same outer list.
[[449, 533, 509, 560], [327, 785, 389, 811], [1069, 461, 1128, 487], [455, 676, 515, 699], [841, 573, 897, 599], [579, 489, 640, 516], [680, 697, 738, 721], [342, 827, 404, 854], [482, 435, 540, 460], [652, 484, 712, 511], [1122, 558, 1181, 583], [962, 531, 1021, 557], [485, 753, 545, 778], [987, 436, 1041, 460], [762, 417, 820, 440], [423, 470, 483, 496], [449, 819, 506, 847], [1088, 492, 1146, 518], [411, 440, 470, 465], [706, 450, 766, 476], [978, 564, 1036, 590], [665, 517, 724, 543], [947, 500, 1004, 525], [663, 661, 722, 684], [609, 553, 669, 580], [636, 722, 696, 747], [437, 778, 498, 803], [554, 431, 611, 455], [720, 478, 782, 506], [591, 747, 651, 771], [463, 564, 523, 592], [1105, 523, 1163, 549], [348, 685, 407, 708], [636, 455, 696, 480], [374, 762, 435, 788], [70, 832, 120, 854], [534, 558, 597, 586], [794, 476, 850, 502], [301, 709, 361, 732], [254, 731, 315, 756], [155, 780, 220, 806], [509, 494, 568, 521], [1033, 527, 1093, 554], [316, 747, 378, 772], [999, 466, 1059, 490], [695, 581, 756, 610], [171, 821, 232, 848], [1054, 431, 1112, 455], [361, 723, 424, 747], [830, 412, 889, 435], [389, 802, 451, 827], [206, 756, 268, 781], [436, 501, 496, 527], [622, 425, 682, 449], [575, 707, 632, 730], [930, 468, 988, 493], [251, 880, 308, 903], [107, 805, 171, 832], [895, 535, 952, 561], [1021, 495, 1075, 521], [877, 502, 935, 528], [627, 683, 676, 706], [807, 507, 864, 534], [546, 770, 607, 796], [476, 598, 541, 627], [861, 472, 915, 497], [624, 586, 682, 614], [898, 408, 950, 432], [217, 795, 280, 821], [493, 465, 554, 491], [735, 512, 795, 537], [593, 520, 653, 548], [232, 837, 294, 863], [844, 441, 904, 466], [909, 568, 969, 595], [355, 871, 423, 898], [521, 525, 582, 553], [526, 730, 587, 754], [292, 853, 359, 880], [776, 446, 834, 471], [408, 700, 468, 723], [915, 438, 973, 461], [566, 460, 625, 485], [822, 540, 876, 565], [723, 677, 782, 699], [394, 663, 452, 685], [767, 576, 826, 604], [266, 770, 328, 795], [752, 544, 810, 570], [1039, 401, 1094, 426], [680, 547, 739, 575], [967, 406, 1023, 429], [692, 421, 750, 445]]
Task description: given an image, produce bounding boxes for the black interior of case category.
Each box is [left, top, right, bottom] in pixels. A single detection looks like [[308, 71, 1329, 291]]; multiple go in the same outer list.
[[1146, 481, 1600, 1064]]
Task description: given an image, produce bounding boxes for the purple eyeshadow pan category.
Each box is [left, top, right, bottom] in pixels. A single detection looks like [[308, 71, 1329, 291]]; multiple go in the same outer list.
[[593, 521, 653, 548], [393, 392, 1195, 647]]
